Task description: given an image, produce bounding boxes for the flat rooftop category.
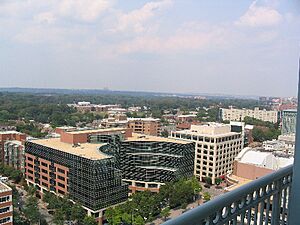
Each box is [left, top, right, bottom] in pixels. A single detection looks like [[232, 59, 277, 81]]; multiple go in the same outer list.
[[174, 129, 238, 138], [0, 182, 11, 193], [125, 133, 191, 144], [67, 127, 127, 135], [30, 138, 109, 160], [0, 131, 22, 135]]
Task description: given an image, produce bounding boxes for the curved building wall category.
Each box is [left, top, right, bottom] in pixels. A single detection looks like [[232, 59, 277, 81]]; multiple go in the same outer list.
[[119, 141, 194, 184]]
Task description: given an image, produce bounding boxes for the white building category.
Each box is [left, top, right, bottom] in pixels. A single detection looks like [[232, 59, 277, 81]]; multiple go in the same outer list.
[[170, 123, 243, 184], [220, 107, 278, 123]]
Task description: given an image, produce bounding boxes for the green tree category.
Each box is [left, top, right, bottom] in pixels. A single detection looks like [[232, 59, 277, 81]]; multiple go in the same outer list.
[[23, 196, 41, 224], [83, 215, 97, 225], [71, 203, 86, 223], [53, 209, 65, 225], [161, 207, 171, 221], [215, 177, 223, 186], [203, 192, 211, 202]]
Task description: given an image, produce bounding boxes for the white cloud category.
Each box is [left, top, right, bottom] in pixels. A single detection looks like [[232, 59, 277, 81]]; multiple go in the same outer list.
[[236, 1, 282, 27], [57, 0, 112, 22], [110, 0, 172, 33]]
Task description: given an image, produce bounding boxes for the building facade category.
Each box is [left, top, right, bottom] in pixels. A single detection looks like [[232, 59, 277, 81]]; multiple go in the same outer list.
[[171, 123, 243, 184], [281, 109, 297, 135], [127, 118, 161, 136], [220, 107, 278, 123], [4, 140, 25, 171], [0, 182, 12, 225], [25, 128, 130, 223], [0, 131, 26, 169], [91, 133, 194, 193]]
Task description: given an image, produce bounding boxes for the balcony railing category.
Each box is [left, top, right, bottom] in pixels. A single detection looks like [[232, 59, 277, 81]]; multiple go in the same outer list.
[[162, 164, 293, 225]]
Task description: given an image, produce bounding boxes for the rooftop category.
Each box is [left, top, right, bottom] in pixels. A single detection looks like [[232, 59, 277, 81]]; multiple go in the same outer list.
[[67, 127, 127, 135], [125, 133, 191, 144], [30, 138, 108, 160], [0, 182, 11, 193], [0, 131, 22, 135], [127, 117, 160, 122]]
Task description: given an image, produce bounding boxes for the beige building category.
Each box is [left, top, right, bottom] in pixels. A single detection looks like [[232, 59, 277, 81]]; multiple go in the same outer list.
[[171, 123, 243, 184], [220, 106, 278, 123], [127, 118, 161, 136], [0, 182, 13, 225]]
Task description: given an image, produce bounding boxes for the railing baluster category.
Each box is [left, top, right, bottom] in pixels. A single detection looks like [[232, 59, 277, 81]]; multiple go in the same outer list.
[[264, 197, 271, 225], [162, 165, 292, 225], [253, 205, 258, 225]]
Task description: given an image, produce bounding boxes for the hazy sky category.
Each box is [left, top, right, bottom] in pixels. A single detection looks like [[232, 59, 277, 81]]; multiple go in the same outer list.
[[1, 0, 300, 97]]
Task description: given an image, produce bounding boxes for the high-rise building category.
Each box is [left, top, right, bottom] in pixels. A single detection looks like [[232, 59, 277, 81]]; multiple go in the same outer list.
[[98, 133, 194, 193], [281, 109, 297, 135], [25, 128, 131, 223], [220, 107, 278, 123], [171, 123, 243, 184], [0, 182, 13, 225], [127, 118, 161, 136]]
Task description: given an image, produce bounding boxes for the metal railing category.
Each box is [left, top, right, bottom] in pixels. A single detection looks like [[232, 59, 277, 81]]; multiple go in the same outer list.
[[162, 165, 293, 225]]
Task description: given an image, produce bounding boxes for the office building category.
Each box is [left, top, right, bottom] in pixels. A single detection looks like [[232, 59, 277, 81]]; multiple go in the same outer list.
[[171, 123, 243, 184], [25, 128, 131, 223], [127, 118, 161, 136], [220, 107, 278, 123], [0, 182, 13, 225], [281, 109, 297, 135], [98, 133, 194, 193]]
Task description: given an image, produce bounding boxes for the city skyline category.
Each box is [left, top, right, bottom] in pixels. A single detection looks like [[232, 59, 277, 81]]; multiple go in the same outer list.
[[1, 0, 300, 97]]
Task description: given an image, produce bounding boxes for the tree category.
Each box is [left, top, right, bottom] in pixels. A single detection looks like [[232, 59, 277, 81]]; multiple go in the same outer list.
[[203, 192, 211, 202], [161, 207, 171, 221], [23, 196, 41, 224], [71, 203, 86, 223], [83, 215, 97, 225], [53, 209, 65, 225], [133, 215, 145, 225], [161, 129, 169, 138], [215, 177, 223, 186], [204, 176, 212, 186]]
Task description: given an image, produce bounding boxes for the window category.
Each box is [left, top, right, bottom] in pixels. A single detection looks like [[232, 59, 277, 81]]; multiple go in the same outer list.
[[57, 168, 65, 174]]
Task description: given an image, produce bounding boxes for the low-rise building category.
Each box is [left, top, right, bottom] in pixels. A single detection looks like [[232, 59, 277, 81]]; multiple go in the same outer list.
[[25, 128, 131, 223], [0, 182, 13, 225], [220, 107, 278, 123], [0, 131, 26, 169], [127, 118, 161, 136], [98, 133, 194, 193], [171, 123, 244, 184]]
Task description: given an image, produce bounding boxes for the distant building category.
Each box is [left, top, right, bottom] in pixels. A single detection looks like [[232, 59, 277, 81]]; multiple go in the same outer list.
[[0, 182, 12, 225], [176, 114, 197, 123], [127, 118, 161, 136], [281, 109, 297, 135], [233, 147, 293, 181], [171, 123, 244, 184], [4, 140, 25, 172], [0, 131, 26, 168], [278, 134, 295, 149], [99, 133, 194, 193], [220, 107, 278, 123]]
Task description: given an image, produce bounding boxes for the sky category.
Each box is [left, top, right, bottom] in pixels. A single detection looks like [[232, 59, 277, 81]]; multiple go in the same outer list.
[[0, 0, 300, 97]]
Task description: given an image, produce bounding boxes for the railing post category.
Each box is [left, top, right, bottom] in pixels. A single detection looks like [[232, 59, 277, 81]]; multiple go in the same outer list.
[[288, 58, 300, 225], [271, 179, 282, 225]]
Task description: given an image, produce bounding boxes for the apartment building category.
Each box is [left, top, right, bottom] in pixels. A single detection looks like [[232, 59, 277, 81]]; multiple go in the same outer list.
[[281, 109, 297, 135], [127, 118, 161, 136], [25, 128, 131, 223], [0, 131, 26, 169], [98, 133, 194, 193], [220, 107, 278, 123], [171, 123, 243, 184], [0, 182, 12, 225]]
